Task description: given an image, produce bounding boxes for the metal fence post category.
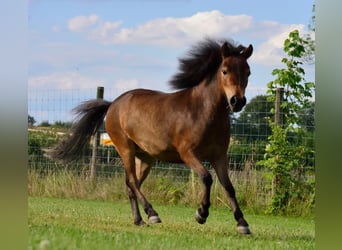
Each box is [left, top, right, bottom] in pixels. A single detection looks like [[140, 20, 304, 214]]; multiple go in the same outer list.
[[89, 86, 104, 181]]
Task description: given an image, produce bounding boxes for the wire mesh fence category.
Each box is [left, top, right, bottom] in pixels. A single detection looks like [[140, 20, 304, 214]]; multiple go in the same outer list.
[[28, 86, 315, 212]]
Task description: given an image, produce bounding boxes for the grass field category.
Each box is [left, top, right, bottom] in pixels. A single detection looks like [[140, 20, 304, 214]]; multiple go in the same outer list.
[[28, 196, 314, 250]]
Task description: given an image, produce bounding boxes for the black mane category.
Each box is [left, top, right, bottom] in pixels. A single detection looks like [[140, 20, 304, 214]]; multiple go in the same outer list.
[[169, 38, 246, 90]]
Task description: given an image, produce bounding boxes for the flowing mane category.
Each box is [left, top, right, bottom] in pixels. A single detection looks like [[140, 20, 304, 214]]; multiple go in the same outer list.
[[169, 38, 247, 90]]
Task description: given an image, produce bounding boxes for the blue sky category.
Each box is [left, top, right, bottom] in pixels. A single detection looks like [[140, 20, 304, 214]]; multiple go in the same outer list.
[[28, 0, 315, 123]]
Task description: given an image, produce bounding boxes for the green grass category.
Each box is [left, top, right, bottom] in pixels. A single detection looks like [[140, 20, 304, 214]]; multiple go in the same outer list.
[[29, 196, 314, 250]]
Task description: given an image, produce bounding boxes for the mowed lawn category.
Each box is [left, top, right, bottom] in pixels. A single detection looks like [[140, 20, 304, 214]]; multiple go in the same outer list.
[[28, 197, 314, 250]]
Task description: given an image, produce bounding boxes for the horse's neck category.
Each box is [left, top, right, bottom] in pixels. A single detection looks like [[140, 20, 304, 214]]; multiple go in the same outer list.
[[191, 78, 229, 117]]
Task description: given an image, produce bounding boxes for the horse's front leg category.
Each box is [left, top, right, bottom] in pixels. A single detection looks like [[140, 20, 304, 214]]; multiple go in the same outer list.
[[195, 172, 213, 224], [212, 156, 251, 234], [182, 152, 213, 224]]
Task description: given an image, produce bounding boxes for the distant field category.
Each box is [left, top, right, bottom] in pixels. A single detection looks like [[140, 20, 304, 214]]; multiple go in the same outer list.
[[28, 197, 314, 249]]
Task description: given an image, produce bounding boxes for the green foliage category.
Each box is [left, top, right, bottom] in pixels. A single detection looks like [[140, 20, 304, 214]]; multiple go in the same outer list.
[[28, 130, 59, 159], [259, 30, 315, 215], [259, 125, 315, 215], [267, 30, 314, 127], [36, 120, 73, 128]]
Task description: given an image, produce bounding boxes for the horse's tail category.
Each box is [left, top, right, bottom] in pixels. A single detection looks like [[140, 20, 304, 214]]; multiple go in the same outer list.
[[50, 99, 112, 163]]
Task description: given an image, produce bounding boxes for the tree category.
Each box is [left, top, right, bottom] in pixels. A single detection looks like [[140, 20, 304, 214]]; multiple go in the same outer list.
[[53, 120, 73, 129], [267, 30, 315, 126], [303, 4, 315, 65], [304, 4, 315, 63], [258, 29, 315, 215], [39, 121, 51, 127], [28, 115, 36, 127]]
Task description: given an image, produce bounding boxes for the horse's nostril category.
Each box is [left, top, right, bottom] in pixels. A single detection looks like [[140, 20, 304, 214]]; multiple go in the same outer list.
[[230, 95, 238, 106], [229, 95, 247, 107], [229, 95, 247, 111]]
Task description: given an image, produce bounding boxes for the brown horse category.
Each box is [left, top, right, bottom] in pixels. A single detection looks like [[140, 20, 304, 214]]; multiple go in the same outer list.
[[51, 38, 253, 234]]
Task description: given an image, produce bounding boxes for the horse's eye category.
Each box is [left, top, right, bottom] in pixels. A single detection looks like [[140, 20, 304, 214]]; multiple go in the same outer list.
[[222, 70, 228, 75]]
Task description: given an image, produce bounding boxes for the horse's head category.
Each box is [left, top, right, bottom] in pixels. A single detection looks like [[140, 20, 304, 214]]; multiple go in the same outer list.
[[219, 42, 253, 112]]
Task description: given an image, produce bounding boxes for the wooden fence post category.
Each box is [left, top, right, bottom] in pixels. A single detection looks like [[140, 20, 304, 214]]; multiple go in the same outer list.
[[272, 87, 284, 196], [274, 87, 284, 126], [89, 86, 104, 181]]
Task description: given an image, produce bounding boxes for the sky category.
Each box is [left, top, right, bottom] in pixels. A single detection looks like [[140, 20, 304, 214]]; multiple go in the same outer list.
[[28, 0, 315, 123]]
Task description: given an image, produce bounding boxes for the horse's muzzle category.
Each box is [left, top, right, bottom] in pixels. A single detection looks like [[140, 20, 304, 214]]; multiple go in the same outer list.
[[229, 95, 246, 112]]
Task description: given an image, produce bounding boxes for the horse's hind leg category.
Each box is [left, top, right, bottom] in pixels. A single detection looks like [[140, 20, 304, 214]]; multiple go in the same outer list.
[[212, 157, 250, 234], [135, 156, 152, 185], [119, 144, 161, 225], [125, 173, 145, 225], [125, 158, 148, 225], [127, 156, 160, 225]]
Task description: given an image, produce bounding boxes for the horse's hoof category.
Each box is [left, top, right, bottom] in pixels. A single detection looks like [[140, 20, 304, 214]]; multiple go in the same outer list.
[[148, 215, 162, 224], [195, 210, 207, 224], [134, 220, 146, 226], [237, 225, 251, 234]]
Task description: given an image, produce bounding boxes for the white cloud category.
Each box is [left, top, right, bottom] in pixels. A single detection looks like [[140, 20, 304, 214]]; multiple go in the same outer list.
[[67, 14, 99, 32], [66, 11, 252, 46], [66, 10, 309, 67], [28, 72, 106, 90], [91, 20, 122, 39], [251, 24, 305, 66], [30, 11, 312, 93], [90, 10, 253, 47]]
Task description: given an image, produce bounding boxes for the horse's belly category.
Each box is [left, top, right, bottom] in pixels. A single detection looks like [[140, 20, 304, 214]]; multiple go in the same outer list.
[[135, 138, 183, 163], [153, 151, 183, 163]]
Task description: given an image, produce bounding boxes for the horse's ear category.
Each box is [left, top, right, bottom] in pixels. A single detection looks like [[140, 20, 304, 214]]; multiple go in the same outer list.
[[221, 42, 230, 57], [242, 44, 253, 59]]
